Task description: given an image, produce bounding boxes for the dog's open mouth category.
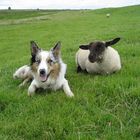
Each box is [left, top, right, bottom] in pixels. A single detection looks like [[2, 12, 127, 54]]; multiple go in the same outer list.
[[40, 73, 50, 82]]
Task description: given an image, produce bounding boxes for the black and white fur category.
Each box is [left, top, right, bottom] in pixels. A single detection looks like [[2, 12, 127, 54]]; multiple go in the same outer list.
[[28, 41, 74, 97], [13, 65, 33, 87], [76, 37, 121, 74]]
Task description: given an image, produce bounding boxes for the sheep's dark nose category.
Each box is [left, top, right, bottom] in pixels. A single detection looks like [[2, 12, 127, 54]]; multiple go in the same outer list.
[[88, 54, 96, 63], [40, 69, 46, 75]]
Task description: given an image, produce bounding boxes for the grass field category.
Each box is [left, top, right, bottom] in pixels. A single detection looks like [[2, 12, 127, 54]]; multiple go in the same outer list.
[[0, 5, 140, 139]]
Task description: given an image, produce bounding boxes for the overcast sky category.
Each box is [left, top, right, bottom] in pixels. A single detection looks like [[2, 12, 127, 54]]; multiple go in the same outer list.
[[0, 0, 140, 9]]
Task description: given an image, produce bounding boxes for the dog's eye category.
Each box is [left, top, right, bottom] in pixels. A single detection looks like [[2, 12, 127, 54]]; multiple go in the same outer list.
[[48, 59, 53, 65], [36, 59, 40, 64]]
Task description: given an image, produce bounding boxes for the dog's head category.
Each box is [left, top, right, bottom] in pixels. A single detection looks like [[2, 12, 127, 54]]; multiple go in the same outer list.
[[30, 41, 61, 82]]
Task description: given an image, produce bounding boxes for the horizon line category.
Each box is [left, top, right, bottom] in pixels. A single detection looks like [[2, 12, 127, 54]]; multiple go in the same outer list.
[[0, 4, 139, 10]]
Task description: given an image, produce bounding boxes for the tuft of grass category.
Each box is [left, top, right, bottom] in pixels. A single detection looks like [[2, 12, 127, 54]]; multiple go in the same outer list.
[[0, 5, 140, 139]]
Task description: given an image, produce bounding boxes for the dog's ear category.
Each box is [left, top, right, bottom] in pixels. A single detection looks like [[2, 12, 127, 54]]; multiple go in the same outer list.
[[30, 41, 40, 55], [105, 37, 121, 47], [52, 41, 61, 60]]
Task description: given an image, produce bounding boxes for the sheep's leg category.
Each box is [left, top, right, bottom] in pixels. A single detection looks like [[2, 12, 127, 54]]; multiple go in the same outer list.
[[77, 65, 82, 73]]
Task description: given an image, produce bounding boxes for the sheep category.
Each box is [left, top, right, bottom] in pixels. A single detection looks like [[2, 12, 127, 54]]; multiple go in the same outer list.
[[13, 65, 33, 87], [75, 37, 121, 74], [106, 13, 110, 18]]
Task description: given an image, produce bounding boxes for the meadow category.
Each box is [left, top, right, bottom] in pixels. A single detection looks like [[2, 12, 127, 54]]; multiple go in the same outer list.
[[0, 5, 140, 139]]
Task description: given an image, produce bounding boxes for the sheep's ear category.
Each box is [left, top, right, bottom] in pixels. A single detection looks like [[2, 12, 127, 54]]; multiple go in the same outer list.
[[30, 41, 40, 55], [105, 38, 121, 47], [79, 45, 89, 50], [51, 41, 61, 60]]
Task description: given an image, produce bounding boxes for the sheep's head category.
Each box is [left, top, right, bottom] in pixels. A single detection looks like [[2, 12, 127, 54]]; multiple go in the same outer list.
[[79, 37, 120, 63]]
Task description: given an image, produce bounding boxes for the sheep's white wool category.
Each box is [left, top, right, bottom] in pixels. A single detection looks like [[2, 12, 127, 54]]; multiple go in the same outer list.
[[106, 13, 110, 17], [76, 49, 89, 70], [76, 47, 121, 74]]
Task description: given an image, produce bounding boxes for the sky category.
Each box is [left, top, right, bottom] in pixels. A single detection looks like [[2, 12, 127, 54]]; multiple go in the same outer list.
[[0, 0, 140, 9]]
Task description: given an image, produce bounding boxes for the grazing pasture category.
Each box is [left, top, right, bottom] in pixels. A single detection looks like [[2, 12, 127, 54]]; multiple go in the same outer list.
[[0, 5, 140, 139]]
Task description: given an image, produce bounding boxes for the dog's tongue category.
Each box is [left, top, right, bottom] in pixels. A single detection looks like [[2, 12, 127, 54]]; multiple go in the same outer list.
[[40, 75, 47, 82]]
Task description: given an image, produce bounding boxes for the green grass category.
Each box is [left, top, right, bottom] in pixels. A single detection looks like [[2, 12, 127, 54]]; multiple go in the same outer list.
[[0, 5, 140, 139], [0, 10, 62, 20]]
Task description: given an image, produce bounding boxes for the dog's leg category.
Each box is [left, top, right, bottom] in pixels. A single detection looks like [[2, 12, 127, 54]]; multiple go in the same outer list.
[[62, 79, 74, 97], [19, 77, 31, 87], [28, 80, 37, 96]]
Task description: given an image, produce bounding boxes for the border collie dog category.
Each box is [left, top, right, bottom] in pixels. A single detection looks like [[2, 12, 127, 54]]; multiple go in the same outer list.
[[28, 41, 74, 97]]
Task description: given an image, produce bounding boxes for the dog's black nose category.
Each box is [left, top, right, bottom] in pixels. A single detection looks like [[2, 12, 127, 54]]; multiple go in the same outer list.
[[40, 69, 46, 75]]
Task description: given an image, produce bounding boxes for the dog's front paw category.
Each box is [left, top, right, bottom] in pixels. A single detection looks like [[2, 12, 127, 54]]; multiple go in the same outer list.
[[67, 92, 74, 97], [28, 85, 36, 97], [28, 91, 35, 97]]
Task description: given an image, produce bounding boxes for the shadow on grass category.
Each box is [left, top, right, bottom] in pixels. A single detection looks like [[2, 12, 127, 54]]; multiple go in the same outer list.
[[0, 101, 8, 112]]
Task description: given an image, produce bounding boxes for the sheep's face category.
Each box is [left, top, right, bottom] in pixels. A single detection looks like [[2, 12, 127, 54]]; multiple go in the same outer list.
[[88, 42, 105, 63], [79, 37, 121, 63], [79, 41, 106, 63]]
